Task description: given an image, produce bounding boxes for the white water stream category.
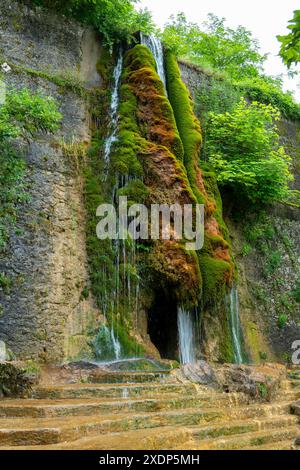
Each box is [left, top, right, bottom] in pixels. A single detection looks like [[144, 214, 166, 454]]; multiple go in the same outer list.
[[229, 286, 244, 364], [103, 49, 123, 165], [140, 33, 167, 91], [177, 307, 197, 364]]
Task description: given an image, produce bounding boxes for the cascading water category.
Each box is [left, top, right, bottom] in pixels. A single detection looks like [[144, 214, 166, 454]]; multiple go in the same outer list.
[[140, 33, 167, 91], [177, 307, 197, 364], [103, 49, 123, 165], [94, 50, 142, 361], [228, 286, 245, 364]]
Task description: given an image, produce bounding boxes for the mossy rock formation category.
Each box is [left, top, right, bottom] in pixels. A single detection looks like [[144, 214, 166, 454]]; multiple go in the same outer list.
[[165, 51, 235, 361]]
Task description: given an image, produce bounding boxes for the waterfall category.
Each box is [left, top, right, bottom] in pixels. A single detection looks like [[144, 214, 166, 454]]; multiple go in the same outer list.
[[103, 49, 123, 164], [110, 326, 121, 360], [140, 33, 167, 91], [228, 286, 244, 364], [177, 307, 197, 364], [94, 324, 121, 361]]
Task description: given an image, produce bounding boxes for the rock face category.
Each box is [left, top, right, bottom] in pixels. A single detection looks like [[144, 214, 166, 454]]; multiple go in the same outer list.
[[180, 360, 218, 386], [291, 401, 300, 416], [181, 362, 286, 401], [0, 0, 102, 362]]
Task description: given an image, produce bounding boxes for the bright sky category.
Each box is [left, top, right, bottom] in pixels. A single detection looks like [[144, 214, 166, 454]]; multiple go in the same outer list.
[[138, 0, 300, 102]]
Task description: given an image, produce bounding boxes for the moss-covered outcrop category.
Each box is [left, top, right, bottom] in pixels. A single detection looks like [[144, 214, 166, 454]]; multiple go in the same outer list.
[[165, 52, 234, 298], [119, 45, 202, 307], [165, 51, 235, 361]]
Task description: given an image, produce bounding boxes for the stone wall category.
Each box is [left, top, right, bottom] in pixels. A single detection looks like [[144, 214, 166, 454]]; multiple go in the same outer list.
[[0, 0, 102, 362]]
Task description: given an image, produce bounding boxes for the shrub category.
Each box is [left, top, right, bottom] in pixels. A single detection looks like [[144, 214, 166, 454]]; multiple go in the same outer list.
[[237, 76, 300, 121], [162, 13, 266, 80], [205, 98, 294, 205], [241, 243, 252, 257], [278, 314, 288, 329]]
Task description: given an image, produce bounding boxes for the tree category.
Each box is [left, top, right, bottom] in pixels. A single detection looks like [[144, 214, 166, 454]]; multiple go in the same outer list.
[[278, 10, 300, 68], [205, 98, 293, 204], [162, 13, 266, 80]]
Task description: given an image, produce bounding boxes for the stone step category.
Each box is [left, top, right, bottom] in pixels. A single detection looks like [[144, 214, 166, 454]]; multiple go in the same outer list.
[[193, 426, 300, 450], [0, 426, 193, 450], [0, 408, 222, 446], [278, 390, 300, 402], [249, 440, 294, 450], [7, 416, 297, 451], [287, 370, 300, 381], [0, 392, 251, 419], [32, 382, 198, 400], [188, 415, 299, 441], [86, 371, 172, 384], [0, 401, 293, 446]]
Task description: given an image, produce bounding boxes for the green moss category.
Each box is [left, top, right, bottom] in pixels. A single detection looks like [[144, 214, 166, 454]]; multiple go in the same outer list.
[[12, 63, 87, 97], [117, 180, 149, 204], [219, 313, 235, 363], [165, 51, 204, 204], [200, 255, 230, 304], [92, 322, 144, 361], [124, 45, 157, 74]]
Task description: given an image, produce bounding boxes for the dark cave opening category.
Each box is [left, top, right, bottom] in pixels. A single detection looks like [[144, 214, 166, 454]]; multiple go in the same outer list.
[[147, 289, 179, 360]]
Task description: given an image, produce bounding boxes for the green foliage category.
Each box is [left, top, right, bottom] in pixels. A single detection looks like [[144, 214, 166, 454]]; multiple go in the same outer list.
[[0, 88, 61, 250], [245, 215, 275, 246], [263, 251, 281, 278], [292, 281, 300, 302], [23, 359, 41, 376], [80, 286, 90, 300], [0, 142, 27, 250], [278, 10, 300, 68], [21, 0, 154, 46], [205, 98, 293, 204], [164, 13, 299, 121], [277, 313, 288, 329], [259, 351, 268, 362], [257, 382, 268, 399], [3, 88, 62, 136], [282, 352, 291, 364], [241, 243, 252, 257], [237, 76, 300, 121], [0, 273, 13, 294], [162, 13, 266, 80]]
